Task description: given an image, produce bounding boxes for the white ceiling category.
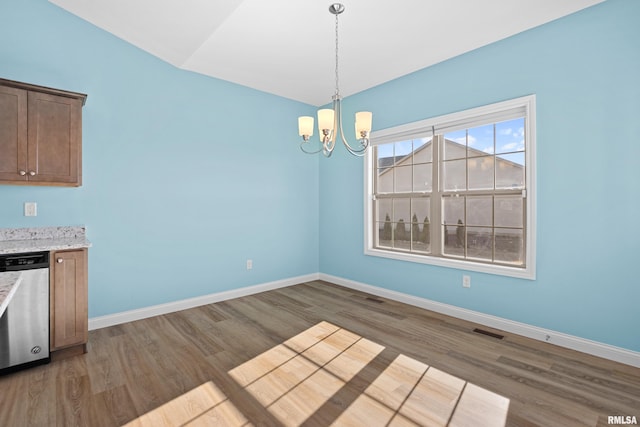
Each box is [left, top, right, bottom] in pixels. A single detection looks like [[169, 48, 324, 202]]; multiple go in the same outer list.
[[49, 0, 604, 106]]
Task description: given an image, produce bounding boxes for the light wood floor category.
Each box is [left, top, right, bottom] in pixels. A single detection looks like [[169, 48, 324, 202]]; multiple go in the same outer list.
[[1, 280, 638, 426]]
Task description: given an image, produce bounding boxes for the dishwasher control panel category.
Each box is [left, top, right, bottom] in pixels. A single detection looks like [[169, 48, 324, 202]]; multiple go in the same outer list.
[[0, 252, 49, 271]]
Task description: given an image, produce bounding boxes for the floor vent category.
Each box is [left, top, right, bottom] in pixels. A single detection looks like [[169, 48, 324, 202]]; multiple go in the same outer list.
[[366, 297, 384, 304], [473, 328, 504, 340]]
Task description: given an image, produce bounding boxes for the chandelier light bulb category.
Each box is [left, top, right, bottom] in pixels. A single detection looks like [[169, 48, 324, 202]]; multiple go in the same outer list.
[[298, 116, 314, 138], [317, 109, 335, 134], [355, 111, 373, 137]]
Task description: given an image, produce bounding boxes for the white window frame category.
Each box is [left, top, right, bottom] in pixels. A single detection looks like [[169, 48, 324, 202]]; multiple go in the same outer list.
[[364, 95, 536, 279]]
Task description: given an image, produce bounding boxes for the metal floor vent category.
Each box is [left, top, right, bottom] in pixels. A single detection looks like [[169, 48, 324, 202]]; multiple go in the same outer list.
[[366, 296, 384, 304], [473, 328, 504, 340]]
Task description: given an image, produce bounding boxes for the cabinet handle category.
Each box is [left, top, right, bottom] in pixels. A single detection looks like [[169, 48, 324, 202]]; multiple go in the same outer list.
[[19, 170, 26, 176], [29, 171, 36, 176], [57, 258, 63, 263]]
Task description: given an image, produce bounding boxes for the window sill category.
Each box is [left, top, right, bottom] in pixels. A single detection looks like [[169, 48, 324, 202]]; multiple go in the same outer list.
[[364, 246, 535, 280]]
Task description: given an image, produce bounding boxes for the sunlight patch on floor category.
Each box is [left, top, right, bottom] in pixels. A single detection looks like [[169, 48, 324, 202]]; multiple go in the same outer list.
[[122, 380, 250, 427], [230, 321, 509, 426]]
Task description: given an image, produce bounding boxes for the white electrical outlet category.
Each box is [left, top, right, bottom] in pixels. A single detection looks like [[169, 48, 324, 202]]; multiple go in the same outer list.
[[24, 202, 37, 217], [246, 259, 253, 270], [462, 275, 471, 288]]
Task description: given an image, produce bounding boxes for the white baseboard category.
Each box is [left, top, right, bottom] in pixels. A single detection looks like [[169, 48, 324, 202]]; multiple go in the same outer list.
[[88, 271, 640, 369], [88, 273, 320, 330], [320, 273, 640, 369]]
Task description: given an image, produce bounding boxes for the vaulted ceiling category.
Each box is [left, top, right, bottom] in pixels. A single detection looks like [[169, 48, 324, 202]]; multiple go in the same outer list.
[[49, 0, 604, 106]]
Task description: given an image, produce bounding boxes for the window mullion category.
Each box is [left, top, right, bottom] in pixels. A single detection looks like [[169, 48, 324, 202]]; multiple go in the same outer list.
[[431, 134, 442, 256]]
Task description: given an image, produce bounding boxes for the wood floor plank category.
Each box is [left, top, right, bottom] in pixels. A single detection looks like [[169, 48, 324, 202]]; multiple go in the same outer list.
[[93, 384, 139, 426], [402, 367, 466, 426], [25, 366, 57, 426], [0, 367, 30, 424], [0, 280, 638, 426], [449, 383, 510, 427]]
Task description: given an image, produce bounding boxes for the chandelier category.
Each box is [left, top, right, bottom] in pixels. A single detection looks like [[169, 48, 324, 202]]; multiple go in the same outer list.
[[297, 3, 372, 157]]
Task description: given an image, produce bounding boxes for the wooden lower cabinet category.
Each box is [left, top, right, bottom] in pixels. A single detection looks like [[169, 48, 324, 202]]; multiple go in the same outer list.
[[50, 248, 88, 353]]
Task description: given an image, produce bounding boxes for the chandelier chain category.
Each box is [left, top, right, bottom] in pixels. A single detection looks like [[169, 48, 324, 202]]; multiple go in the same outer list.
[[334, 12, 340, 97]]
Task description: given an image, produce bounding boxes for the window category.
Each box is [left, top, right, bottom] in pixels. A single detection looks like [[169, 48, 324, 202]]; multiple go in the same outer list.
[[364, 96, 536, 279]]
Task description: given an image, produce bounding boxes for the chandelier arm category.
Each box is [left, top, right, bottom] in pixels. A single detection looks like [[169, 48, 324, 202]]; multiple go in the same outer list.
[[343, 138, 369, 156], [334, 96, 369, 156], [300, 141, 324, 155], [344, 146, 368, 157], [324, 134, 336, 156], [343, 139, 369, 156]]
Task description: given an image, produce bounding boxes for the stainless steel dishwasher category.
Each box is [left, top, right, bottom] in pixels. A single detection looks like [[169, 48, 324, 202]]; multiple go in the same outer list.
[[0, 251, 50, 374]]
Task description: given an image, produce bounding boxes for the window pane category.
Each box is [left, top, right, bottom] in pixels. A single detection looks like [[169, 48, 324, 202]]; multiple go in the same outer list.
[[411, 198, 430, 223], [494, 196, 523, 228], [467, 124, 494, 156], [377, 168, 393, 193], [468, 156, 494, 190], [395, 166, 413, 192], [394, 140, 413, 162], [442, 196, 465, 227], [376, 143, 394, 167], [495, 228, 524, 265], [377, 199, 392, 223], [443, 197, 465, 255], [467, 227, 493, 261], [442, 159, 466, 191], [377, 199, 393, 247], [413, 163, 432, 192], [393, 199, 410, 224], [467, 196, 492, 226], [393, 220, 410, 249], [409, 210, 421, 252], [443, 221, 465, 258], [413, 137, 432, 163], [443, 131, 466, 160], [377, 222, 392, 248], [496, 153, 525, 189], [496, 118, 525, 154], [411, 198, 431, 252]]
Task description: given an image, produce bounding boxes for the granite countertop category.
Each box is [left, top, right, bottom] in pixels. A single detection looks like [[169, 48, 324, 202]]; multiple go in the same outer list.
[[0, 272, 23, 317], [0, 226, 91, 255], [0, 226, 91, 316]]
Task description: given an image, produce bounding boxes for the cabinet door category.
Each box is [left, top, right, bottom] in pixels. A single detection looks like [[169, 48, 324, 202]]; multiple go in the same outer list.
[[28, 91, 82, 185], [50, 249, 88, 350], [0, 85, 28, 181]]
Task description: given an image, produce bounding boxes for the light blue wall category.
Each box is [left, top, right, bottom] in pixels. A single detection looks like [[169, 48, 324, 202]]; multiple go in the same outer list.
[[2, 0, 638, 354], [320, 0, 640, 352], [0, 0, 319, 316]]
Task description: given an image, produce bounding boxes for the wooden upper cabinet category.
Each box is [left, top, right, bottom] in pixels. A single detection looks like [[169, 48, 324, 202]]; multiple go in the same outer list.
[[0, 79, 87, 187], [0, 85, 27, 182], [28, 91, 83, 184]]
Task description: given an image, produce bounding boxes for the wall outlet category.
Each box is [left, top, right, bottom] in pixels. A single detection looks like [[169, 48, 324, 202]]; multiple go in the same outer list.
[[462, 275, 471, 288], [24, 202, 37, 217], [246, 259, 253, 270]]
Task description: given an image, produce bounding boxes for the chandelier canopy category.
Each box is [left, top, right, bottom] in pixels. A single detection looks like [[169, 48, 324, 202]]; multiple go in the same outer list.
[[297, 3, 372, 157]]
